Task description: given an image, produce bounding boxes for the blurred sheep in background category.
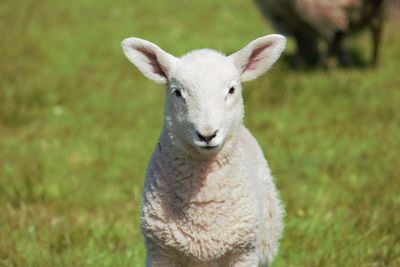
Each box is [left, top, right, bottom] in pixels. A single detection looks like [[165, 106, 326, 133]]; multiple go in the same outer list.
[[255, 0, 390, 67], [387, 0, 400, 18]]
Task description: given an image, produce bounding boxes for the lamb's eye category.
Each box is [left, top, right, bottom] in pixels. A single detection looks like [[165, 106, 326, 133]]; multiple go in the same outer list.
[[174, 90, 182, 98], [229, 87, 235, 94]]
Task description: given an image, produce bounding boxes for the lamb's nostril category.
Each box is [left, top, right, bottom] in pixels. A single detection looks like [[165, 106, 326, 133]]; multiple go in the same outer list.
[[196, 130, 218, 143]]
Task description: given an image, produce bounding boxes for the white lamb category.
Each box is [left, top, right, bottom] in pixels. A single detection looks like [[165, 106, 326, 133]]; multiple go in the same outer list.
[[121, 34, 286, 267]]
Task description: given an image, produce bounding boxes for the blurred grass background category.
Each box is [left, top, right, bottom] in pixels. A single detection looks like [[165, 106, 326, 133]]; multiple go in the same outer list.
[[0, 0, 399, 266]]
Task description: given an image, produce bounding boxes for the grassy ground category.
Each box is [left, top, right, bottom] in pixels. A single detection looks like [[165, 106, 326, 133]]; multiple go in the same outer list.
[[1, 0, 399, 266]]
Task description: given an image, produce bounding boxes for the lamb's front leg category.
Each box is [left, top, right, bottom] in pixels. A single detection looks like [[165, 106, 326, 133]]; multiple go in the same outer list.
[[145, 243, 179, 267], [227, 250, 260, 267], [146, 255, 178, 267]]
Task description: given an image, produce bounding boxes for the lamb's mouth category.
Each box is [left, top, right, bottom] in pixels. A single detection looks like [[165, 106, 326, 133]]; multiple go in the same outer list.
[[192, 139, 222, 153], [195, 144, 220, 152], [201, 145, 219, 150]]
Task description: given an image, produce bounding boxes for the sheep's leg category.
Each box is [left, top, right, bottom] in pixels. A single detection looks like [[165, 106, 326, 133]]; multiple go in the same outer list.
[[370, 10, 384, 66], [294, 32, 320, 67], [371, 25, 381, 66], [327, 32, 352, 67]]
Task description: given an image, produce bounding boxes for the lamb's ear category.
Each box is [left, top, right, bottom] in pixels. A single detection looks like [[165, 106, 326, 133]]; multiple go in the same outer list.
[[229, 34, 286, 82], [121, 37, 178, 84]]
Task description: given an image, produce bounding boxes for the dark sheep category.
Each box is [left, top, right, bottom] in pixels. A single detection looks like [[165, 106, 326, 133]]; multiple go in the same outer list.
[[255, 0, 387, 67]]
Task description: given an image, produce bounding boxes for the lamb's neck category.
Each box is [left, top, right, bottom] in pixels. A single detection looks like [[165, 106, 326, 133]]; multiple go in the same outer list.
[[154, 129, 241, 208]]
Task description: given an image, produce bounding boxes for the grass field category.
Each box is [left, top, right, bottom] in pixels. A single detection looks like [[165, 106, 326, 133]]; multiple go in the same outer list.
[[1, 0, 399, 266]]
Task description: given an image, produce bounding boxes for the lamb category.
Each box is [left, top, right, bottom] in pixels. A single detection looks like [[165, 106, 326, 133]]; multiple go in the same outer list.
[[121, 34, 286, 267], [255, 0, 386, 66]]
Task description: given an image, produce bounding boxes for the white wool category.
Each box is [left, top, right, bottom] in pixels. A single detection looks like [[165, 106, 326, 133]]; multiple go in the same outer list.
[[121, 35, 286, 266]]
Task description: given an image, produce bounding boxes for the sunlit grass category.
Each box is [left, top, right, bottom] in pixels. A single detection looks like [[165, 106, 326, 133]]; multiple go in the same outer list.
[[0, 0, 399, 266]]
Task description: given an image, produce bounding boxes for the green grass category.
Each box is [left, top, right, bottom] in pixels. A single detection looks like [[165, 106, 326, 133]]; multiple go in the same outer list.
[[1, 0, 399, 266]]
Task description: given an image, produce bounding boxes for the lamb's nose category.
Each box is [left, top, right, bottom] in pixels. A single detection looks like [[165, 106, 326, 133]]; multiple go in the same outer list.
[[196, 130, 218, 143]]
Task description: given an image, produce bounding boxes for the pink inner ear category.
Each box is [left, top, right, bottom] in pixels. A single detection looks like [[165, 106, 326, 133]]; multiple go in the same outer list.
[[136, 46, 167, 78], [242, 43, 271, 73]]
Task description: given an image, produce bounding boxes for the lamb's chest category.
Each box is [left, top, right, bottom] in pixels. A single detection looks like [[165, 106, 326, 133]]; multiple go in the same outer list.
[[141, 174, 258, 262]]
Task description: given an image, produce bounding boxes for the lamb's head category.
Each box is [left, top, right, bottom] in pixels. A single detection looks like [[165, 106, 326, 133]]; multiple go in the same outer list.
[[122, 35, 286, 155]]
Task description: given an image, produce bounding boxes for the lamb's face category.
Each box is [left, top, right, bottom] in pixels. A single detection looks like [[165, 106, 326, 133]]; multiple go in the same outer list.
[[165, 50, 244, 154], [121, 35, 286, 155]]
